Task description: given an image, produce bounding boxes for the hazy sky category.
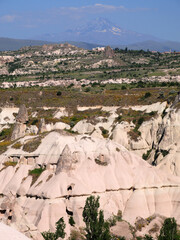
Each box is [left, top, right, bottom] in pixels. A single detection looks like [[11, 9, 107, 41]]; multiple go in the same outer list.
[[0, 0, 180, 41]]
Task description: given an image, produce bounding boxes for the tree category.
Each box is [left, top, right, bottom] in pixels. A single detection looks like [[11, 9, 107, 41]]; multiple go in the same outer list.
[[82, 196, 111, 240], [158, 218, 180, 240], [55, 217, 66, 239], [42, 217, 66, 240]]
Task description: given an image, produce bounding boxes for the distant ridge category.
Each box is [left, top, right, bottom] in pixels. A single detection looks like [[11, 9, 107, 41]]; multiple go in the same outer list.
[[0, 37, 54, 51], [0, 37, 103, 51], [117, 40, 180, 52], [1, 37, 180, 53]]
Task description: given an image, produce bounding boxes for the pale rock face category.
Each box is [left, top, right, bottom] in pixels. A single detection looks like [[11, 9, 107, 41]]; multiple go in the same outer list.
[[112, 121, 133, 150], [110, 221, 133, 239], [0, 131, 179, 240], [0, 222, 30, 240], [53, 122, 70, 130], [72, 120, 94, 134], [124, 102, 167, 114], [130, 138, 149, 151], [0, 108, 19, 124], [135, 215, 165, 239], [91, 127, 104, 139], [53, 108, 69, 118]]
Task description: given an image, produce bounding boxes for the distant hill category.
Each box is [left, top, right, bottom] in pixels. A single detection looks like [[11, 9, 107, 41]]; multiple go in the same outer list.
[[116, 40, 180, 52], [0, 38, 53, 51], [0, 37, 104, 52], [1, 37, 180, 53]]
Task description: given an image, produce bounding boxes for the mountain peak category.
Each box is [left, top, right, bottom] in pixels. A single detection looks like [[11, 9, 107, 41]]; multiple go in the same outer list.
[[35, 18, 159, 45]]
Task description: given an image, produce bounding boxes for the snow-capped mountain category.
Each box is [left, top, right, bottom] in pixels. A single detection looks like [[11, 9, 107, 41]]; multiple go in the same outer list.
[[36, 18, 159, 45]]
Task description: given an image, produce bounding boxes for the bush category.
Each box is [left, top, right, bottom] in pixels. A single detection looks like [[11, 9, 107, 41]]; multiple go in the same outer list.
[[69, 216, 75, 226], [12, 141, 22, 149], [84, 87, 91, 92], [121, 85, 127, 90], [29, 167, 45, 185], [144, 92, 151, 98], [3, 161, 17, 167], [144, 235, 153, 240], [42, 217, 66, 240], [161, 149, 169, 157], [23, 137, 41, 152], [0, 128, 12, 141], [142, 149, 152, 160], [56, 91, 62, 96]]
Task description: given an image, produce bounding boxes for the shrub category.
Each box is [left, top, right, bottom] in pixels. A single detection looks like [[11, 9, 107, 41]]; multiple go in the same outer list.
[[144, 235, 153, 240], [29, 167, 45, 185], [23, 137, 41, 152], [121, 85, 127, 90], [0, 141, 11, 154], [84, 87, 91, 92], [100, 127, 109, 138], [56, 91, 62, 96], [95, 158, 108, 166], [137, 117, 144, 126], [144, 92, 151, 98], [12, 141, 22, 149], [107, 211, 122, 227], [42, 217, 66, 240], [142, 149, 152, 160], [161, 149, 169, 157], [3, 161, 17, 167], [69, 216, 75, 226], [0, 128, 12, 141]]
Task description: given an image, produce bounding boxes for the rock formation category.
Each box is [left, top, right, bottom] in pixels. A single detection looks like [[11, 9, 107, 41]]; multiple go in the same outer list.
[[11, 105, 28, 141], [0, 131, 179, 239], [15, 104, 28, 124], [104, 46, 115, 58], [0, 222, 30, 240]]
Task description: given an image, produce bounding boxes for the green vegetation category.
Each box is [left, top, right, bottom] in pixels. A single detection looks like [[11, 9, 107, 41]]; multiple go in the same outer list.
[[107, 210, 122, 227], [83, 196, 111, 240], [95, 158, 108, 166], [29, 167, 45, 185], [158, 218, 180, 240], [12, 141, 22, 149], [69, 216, 75, 227], [0, 141, 11, 154], [3, 161, 17, 167], [142, 149, 152, 160], [42, 217, 66, 240], [115, 108, 157, 141], [161, 149, 169, 157], [61, 109, 109, 128], [40, 195, 180, 240], [100, 127, 109, 138], [23, 137, 41, 152], [0, 127, 13, 141]]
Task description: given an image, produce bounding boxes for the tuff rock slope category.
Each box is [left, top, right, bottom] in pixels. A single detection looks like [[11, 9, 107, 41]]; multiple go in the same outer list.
[[0, 132, 179, 239]]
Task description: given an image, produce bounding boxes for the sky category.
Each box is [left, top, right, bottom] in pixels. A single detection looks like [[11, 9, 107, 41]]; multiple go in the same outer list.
[[0, 0, 180, 42]]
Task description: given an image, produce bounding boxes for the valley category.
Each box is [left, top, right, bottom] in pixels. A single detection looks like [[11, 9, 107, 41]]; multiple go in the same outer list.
[[0, 43, 180, 240]]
